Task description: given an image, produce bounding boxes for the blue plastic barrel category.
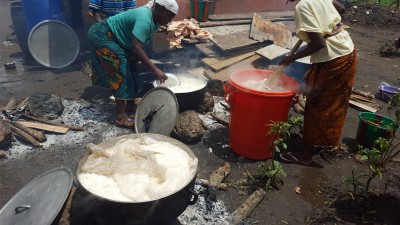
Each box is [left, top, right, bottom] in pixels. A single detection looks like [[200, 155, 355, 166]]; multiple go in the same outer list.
[[10, 2, 31, 57], [21, 0, 66, 30]]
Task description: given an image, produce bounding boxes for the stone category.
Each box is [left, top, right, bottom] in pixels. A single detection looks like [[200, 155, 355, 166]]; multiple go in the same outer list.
[[26, 93, 64, 120], [206, 79, 224, 97], [198, 92, 214, 114], [172, 111, 204, 144], [0, 150, 9, 159], [0, 119, 12, 148]]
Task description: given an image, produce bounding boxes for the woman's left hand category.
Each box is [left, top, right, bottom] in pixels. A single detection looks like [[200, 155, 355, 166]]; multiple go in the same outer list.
[[154, 67, 168, 84]]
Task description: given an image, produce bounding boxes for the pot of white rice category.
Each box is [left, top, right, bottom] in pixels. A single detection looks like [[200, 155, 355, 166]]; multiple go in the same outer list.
[[153, 74, 207, 111], [74, 133, 198, 225]]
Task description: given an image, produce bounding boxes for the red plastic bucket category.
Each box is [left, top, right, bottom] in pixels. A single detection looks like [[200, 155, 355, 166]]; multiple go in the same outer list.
[[225, 69, 300, 160]]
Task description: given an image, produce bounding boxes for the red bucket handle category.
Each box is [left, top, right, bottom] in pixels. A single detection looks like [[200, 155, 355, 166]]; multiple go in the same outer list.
[[223, 82, 234, 104]]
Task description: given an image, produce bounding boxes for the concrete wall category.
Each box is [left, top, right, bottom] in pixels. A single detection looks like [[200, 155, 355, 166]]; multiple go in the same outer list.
[[136, 0, 295, 20]]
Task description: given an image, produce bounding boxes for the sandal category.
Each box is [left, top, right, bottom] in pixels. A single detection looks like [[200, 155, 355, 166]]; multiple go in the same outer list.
[[115, 117, 135, 129], [280, 152, 313, 165]]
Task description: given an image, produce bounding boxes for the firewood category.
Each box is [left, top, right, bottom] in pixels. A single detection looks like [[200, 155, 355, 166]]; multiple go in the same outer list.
[[11, 121, 46, 142], [3, 97, 18, 111], [9, 124, 43, 148], [352, 88, 374, 99], [298, 94, 306, 109], [15, 97, 29, 109], [226, 188, 266, 225], [293, 103, 304, 114], [208, 162, 230, 201], [198, 179, 229, 191], [211, 112, 229, 127], [21, 114, 84, 131]]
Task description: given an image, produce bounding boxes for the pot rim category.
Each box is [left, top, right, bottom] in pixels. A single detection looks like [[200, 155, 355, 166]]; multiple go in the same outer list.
[[76, 133, 198, 204], [153, 75, 207, 94]]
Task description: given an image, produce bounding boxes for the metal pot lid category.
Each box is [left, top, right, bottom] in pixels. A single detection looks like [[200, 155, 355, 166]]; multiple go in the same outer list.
[[0, 167, 73, 225], [135, 87, 179, 135], [28, 20, 80, 69]]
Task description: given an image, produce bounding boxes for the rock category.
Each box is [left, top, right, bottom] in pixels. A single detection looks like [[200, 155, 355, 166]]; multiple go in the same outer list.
[[0, 150, 9, 159], [26, 93, 64, 120], [379, 42, 396, 57], [0, 119, 12, 148], [198, 92, 214, 113], [206, 80, 224, 97], [172, 111, 204, 144]]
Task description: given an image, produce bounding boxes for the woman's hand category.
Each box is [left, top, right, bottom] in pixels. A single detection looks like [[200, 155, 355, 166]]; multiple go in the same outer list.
[[154, 68, 168, 84], [279, 54, 295, 66]]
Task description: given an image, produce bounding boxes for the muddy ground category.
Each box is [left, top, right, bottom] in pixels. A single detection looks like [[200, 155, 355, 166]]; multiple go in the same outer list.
[[1, 1, 400, 225]]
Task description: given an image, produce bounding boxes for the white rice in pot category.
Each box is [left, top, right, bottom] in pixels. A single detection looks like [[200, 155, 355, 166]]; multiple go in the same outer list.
[[169, 76, 206, 93], [78, 136, 198, 202]]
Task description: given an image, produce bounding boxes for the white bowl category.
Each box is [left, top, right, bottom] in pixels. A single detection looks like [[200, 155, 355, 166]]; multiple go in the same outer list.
[[153, 73, 181, 88]]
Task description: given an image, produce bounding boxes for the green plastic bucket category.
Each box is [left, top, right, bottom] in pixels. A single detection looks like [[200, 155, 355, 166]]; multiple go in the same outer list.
[[356, 112, 397, 148], [190, 0, 212, 22]]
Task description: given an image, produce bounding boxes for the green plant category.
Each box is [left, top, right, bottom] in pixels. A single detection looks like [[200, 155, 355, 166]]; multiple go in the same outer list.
[[343, 92, 400, 200], [254, 115, 304, 191]]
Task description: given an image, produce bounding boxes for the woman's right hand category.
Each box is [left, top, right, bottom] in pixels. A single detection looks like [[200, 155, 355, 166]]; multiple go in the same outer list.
[[154, 68, 168, 84]]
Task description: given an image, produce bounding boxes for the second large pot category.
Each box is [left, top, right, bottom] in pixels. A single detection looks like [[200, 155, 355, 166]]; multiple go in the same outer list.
[[153, 75, 207, 112], [72, 133, 198, 225]]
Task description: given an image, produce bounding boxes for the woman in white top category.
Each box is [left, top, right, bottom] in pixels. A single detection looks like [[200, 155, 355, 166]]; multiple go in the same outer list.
[[280, 0, 357, 165]]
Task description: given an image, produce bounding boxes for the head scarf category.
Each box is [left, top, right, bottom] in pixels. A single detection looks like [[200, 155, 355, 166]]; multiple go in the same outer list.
[[155, 0, 179, 15]]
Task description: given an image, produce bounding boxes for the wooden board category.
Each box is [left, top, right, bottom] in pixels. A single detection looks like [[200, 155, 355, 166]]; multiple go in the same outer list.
[[256, 44, 290, 60], [208, 11, 294, 21], [210, 31, 262, 52], [199, 20, 252, 27], [202, 52, 255, 72], [18, 121, 69, 134], [256, 43, 311, 64], [196, 42, 264, 57], [250, 13, 293, 48], [204, 55, 262, 81], [349, 100, 378, 113]]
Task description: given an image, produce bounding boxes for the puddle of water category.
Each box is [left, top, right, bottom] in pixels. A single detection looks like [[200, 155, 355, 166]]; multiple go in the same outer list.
[[299, 168, 330, 208]]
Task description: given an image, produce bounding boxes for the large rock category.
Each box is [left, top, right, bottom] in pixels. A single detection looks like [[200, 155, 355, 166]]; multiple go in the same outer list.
[[26, 93, 64, 120], [172, 111, 204, 144], [206, 79, 224, 97], [197, 92, 214, 114], [0, 119, 12, 148]]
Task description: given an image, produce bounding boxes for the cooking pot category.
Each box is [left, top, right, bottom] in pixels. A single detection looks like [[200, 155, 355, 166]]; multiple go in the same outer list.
[[73, 133, 198, 225], [153, 75, 208, 112]]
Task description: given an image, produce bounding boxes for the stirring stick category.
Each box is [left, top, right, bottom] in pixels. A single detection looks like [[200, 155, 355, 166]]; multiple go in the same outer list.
[[265, 40, 303, 90]]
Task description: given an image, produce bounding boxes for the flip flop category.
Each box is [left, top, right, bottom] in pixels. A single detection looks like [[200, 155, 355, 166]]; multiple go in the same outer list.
[[280, 152, 312, 165], [115, 117, 135, 129]]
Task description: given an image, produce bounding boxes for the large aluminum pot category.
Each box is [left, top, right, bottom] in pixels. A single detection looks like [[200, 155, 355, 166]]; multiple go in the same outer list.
[[153, 75, 208, 112], [72, 133, 198, 225]]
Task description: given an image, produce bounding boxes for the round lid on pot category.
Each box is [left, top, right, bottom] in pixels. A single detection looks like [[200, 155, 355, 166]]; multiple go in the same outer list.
[[135, 87, 179, 135], [0, 167, 73, 225]]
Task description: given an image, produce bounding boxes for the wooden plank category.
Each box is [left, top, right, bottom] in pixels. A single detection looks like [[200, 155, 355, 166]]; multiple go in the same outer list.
[[196, 41, 264, 57], [205, 52, 255, 72], [210, 31, 262, 52], [349, 100, 378, 113], [250, 13, 292, 48], [199, 20, 252, 27], [256, 43, 311, 64], [205, 55, 262, 81], [18, 121, 69, 134], [209, 11, 294, 21], [256, 44, 290, 60]]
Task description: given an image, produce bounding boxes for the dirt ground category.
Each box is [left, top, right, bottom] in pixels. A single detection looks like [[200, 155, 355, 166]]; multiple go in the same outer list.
[[1, 1, 400, 225]]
